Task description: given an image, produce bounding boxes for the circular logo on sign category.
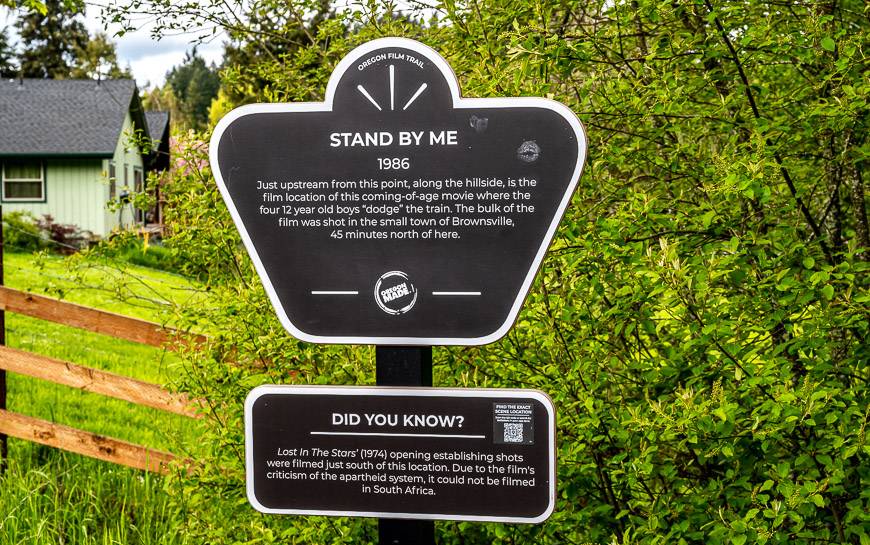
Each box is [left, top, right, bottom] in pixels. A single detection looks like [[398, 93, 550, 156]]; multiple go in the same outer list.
[[374, 271, 418, 315]]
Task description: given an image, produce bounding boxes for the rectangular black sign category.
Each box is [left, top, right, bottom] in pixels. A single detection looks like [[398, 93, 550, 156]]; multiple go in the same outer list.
[[245, 386, 556, 523]]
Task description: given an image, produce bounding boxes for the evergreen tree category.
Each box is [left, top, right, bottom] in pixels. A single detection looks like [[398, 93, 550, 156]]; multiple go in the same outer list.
[[0, 26, 16, 78], [165, 49, 220, 131], [15, 0, 88, 78]]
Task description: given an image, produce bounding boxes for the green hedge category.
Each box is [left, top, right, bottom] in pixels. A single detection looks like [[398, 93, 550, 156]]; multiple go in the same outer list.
[[100, 0, 869, 543]]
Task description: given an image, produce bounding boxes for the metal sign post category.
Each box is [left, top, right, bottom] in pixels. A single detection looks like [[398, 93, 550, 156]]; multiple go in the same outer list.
[[376, 346, 434, 545]]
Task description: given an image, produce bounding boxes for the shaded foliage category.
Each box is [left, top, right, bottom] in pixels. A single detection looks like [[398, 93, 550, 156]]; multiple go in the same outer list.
[[0, 26, 16, 77], [2, 210, 43, 252], [165, 49, 221, 131], [100, 1, 869, 544], [69, 32, 130, 79], [142, 84, 183, 133], [219, 0, 341, 105], [8, 0, 126, 79], [14, 0, 88, 78]]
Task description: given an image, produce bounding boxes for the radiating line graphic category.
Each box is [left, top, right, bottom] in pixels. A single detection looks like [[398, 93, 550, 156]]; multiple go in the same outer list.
[[402, 83, 428, 111], [389, 65, 395, 110], [432, 291, 481, 296], [356, 85, 382, 111], [311, 291, 359, 295]]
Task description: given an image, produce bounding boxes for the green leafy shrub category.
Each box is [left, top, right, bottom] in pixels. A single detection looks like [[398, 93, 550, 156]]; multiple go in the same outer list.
[[121, 242, 178, 271], [2, 211, 92, 254], [2, 210, 44, 252], [101, 1, 869, 544], [36, 214, 91, 254], [95, 232, 187, 274]]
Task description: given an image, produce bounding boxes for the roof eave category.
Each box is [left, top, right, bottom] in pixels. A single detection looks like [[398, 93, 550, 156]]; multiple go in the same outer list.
[[0, 152, 114, 159]]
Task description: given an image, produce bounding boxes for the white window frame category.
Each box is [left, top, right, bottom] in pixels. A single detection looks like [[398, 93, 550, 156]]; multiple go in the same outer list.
[[2, 161, 45, 202], [108, 160, 117, 199], [133, 166, 145, 223]]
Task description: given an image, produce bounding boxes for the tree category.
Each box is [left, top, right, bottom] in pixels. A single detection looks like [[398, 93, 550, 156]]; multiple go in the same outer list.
[[142, 83, 182, 130], [207, 88, 233, 129], [164, 49, 220, 131], [0, 0, 83, 14], [70, 32, 129, 79], [15, 0, 89, 78], [101, 0, 346, 106], [91, 1, 870, 544], [0, 26, 16, 78], [219, 0, 340, 104]]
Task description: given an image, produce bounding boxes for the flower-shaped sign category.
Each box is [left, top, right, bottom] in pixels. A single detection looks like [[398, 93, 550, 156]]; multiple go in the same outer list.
[[210, 38, 587, 345]]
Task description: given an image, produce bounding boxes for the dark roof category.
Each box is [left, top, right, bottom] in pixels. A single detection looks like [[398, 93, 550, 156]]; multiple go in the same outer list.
[[0, 79, 142, 157], [145, 111, 170, 145], [145, 110, 171, 172]]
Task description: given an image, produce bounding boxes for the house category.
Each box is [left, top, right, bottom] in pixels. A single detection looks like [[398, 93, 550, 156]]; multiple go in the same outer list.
[[0, 78, 169, 237]]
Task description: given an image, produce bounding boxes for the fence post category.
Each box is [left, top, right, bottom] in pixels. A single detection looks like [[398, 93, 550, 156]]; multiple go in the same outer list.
[[1, 204, 7, 474]]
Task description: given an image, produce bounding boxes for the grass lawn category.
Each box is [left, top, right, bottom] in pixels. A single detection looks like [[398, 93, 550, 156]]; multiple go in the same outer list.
[[1, 251, 202, 545]]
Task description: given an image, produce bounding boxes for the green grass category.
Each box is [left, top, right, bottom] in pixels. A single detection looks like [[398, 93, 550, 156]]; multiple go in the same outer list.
[[1, 251, 202, 545]]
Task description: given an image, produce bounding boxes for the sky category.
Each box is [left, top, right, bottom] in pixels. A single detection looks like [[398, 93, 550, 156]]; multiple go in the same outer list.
[[1, 5, 225, 88]]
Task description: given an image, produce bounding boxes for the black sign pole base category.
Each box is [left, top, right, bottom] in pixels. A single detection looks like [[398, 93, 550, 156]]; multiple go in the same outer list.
[[376, 346, 435, 545], [378, 519, 435, 545], [375, 347, 432, 387]]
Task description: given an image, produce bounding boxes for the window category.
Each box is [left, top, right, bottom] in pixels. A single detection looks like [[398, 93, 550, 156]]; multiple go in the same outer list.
[[134, 167, 144, 223], [108, 161, 116, 199], [133, 167, 143, 192], [2, 160, 45, 201]]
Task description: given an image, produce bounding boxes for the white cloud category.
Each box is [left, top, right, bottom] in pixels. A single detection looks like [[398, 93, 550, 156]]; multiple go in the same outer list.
[[0, 6, 224, 87], [83, 6, 225, 88], [125, 46, 219, 89], [118, 37, 223, 88]]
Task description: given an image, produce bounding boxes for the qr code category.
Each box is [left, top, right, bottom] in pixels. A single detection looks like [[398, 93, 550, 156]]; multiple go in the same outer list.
[[503, 423, 524, 443]]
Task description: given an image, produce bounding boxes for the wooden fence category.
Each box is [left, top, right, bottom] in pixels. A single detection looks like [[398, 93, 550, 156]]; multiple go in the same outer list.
[[0, 285, 204, 473]]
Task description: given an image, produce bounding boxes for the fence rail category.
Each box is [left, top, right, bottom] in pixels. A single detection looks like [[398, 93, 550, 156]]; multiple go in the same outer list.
[[0, 409, 176, 473], [0, 285, 206, 349], [0, 345, 198, 418], [0, 285, 201, 474]]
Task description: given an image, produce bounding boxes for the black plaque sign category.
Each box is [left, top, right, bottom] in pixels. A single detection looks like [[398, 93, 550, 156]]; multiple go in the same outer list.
[[245, 386, 556, 523], [210, 37, 587, 345]]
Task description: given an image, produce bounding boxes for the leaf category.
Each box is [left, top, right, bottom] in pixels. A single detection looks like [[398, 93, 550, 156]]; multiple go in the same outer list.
[[821, 284, 835, 300], [821, 37, 836, 51]]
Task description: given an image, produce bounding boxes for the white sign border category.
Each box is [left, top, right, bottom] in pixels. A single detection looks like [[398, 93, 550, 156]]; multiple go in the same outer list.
[[209, 37, 588, 346], [244, 385, 557, 524]]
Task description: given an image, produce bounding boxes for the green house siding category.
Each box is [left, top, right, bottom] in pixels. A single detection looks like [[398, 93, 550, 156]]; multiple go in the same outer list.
[[105, 112, 145, 234], [2, 158, 109, 235], [1, 113, 145, 238]]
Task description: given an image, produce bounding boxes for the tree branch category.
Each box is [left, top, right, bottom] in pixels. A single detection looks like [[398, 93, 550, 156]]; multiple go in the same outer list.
[[703, 0, 834, 264]]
